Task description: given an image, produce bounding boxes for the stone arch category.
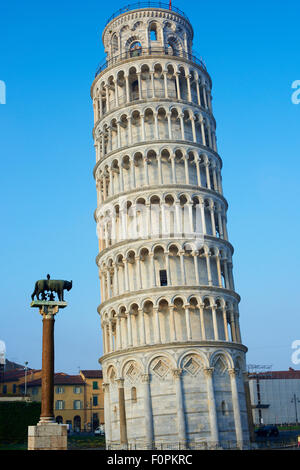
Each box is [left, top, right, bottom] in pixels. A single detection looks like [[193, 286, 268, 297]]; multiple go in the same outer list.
[[106, 364, 118, 383], [147, 352, 176, 374], [210, 350, 234, 370], [165, 34, 183, 56], [121, 357, 144, 379], [179, 350, 208, 371]]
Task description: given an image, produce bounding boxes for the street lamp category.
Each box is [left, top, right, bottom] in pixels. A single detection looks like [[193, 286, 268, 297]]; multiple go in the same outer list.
[[291, 394, 300, 424], [24, 361, 28, 396]]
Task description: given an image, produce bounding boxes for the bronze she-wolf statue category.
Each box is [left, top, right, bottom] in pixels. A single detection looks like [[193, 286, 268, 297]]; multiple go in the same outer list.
[[31, 274, 72, 302]]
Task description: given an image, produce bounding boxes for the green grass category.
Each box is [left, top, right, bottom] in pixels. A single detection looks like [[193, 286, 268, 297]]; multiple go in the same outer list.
[[0, 434, 106, 450], [0, 440, 27, 450], [277, 425, 300, 431], [68, 434, 106, 449]]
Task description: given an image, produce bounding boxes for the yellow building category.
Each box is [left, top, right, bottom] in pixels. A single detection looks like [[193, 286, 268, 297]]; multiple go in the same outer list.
[[80, 370, 104, 431], [26, 370, 103, 432], [0, 368, 42, 396]]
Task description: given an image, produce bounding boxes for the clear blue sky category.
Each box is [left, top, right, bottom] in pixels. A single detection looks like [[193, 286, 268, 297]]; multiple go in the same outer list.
[[1, 0, 299, 374]]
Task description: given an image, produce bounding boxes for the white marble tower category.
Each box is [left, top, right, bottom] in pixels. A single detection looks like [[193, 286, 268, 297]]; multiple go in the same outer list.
[[91, 3, 250, 449]]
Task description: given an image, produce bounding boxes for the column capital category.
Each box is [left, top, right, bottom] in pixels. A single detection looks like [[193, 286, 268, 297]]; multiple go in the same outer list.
[[204, 367, 214, 377], [116, 378, 125, 388], [141, 373, 151, 384], [102, 382, 110, 392], [38, 305, 59, 317], [228, 368, 237, 377], [172, 368, 183, 378]]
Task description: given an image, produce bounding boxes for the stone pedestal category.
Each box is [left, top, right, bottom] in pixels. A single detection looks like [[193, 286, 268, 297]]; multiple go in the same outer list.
[[29, 300, 68, 450], [28, 423, 67, 450]]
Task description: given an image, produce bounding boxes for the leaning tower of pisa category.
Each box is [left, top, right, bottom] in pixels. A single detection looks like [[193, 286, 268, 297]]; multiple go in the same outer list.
[[91, 3, 250, 449]]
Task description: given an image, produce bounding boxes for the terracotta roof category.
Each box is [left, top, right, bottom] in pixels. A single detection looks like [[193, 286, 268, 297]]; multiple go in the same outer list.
[[27, 374, 85, 387], [249, 368, 300, 380], [81, 370, 103, 379], [1, 369, 40, 382]]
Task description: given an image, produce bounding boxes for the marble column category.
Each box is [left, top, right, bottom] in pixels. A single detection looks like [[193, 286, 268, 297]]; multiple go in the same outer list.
[[228, 369, 243, 449], [116, 378, 128, 446], [199, 303, 206, 340], [169, 305, 177, 341], [211, 305, 219, 341], [139, 308, 146, 345], [116, 315, 122, 349], [153, 307, 161, 343], [222, 308, 229, 341], [204, 368, 219, 447], [175, 73, 181, 100], [179, 113, 185, 140], [173, 369, 187, 447], [102, 383, 112, 445], [141, 374, 154, 448], [127, 311, 133, 346], [39, 305, 58, 423], [184, 305, 192, 340]]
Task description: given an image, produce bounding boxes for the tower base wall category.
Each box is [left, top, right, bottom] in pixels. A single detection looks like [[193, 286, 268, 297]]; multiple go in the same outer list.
[[101, 343, 250, 450]]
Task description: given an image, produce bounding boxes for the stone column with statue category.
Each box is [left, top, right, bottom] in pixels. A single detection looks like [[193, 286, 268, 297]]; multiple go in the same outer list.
[[28, 275, 72, 451]]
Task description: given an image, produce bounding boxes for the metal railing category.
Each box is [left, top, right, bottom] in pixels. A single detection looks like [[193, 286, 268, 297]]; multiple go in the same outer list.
[[105, 437, 299, 450], [105, 2, 189, 26], [95, 47, 206, 77]]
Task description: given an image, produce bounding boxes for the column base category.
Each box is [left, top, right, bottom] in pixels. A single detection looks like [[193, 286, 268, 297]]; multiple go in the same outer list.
[[28, 423, 67, 450], [38, 416, 56, 424]]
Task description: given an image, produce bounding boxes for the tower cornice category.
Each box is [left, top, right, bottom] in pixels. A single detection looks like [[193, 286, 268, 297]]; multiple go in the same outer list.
[[93, 142, 222, 179], [97, 285, 241, 314], [98, 340, 248, 364], [91, 53, 211, 97]]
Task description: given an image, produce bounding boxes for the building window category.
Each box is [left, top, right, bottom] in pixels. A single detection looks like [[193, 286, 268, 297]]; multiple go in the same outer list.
[[73, 400, 82, 410], [93, 395, 98, 406], [150, 23, 158, 41], [131, 80, 139, 100], [92, 381, 99, 390], [56, 416, 63, 424], [3, 385, 7, 394], [12, 384, 17, 394], [221, 400, 229, 416], [55, 386, 65, 394], [32, 387, 38, 396], [159, 269, 168, 286], [73, 386, 82, 394], [74, 415, 81, 432], [150, 30, 157, 41], [131, 387, 137, 403], [92, 413, 99, 430], [129, 41, 142, 57], [55, 400, 65, 410]]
